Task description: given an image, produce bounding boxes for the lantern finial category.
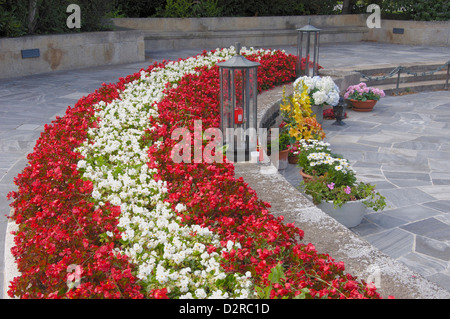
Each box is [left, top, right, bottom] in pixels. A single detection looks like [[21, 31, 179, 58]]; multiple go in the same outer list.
[[235, 42, 241, 55]]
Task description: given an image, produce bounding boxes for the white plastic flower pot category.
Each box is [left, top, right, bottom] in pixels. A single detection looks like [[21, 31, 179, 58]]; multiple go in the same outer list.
[[317, 199, 367, 228]]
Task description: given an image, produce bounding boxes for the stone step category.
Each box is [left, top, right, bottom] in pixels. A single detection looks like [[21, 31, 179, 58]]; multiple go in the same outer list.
[[375, 79, 448, 96], [355, 62, 449, 76], [347, 62, 450, 95], [363, 70, 448, 87]]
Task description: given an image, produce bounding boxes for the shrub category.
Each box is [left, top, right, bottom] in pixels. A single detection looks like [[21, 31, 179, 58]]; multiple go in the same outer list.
[[0, 0, 26, 37], [362, 0, 450, 21], [1, 0, 114, 36]]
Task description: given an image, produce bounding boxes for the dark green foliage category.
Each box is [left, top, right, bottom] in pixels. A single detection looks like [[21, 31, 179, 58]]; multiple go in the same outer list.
[[115, 0, 165, 18], [1, 0, 115, 37], [2, 0, 447, 38], [0, 0, 27, 37], [216, 0, 336, 17], [349, 0, 449, 21]]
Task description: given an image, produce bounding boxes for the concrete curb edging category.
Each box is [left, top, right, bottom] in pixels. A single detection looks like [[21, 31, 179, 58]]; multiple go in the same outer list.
[[3, 211, 19, 299]]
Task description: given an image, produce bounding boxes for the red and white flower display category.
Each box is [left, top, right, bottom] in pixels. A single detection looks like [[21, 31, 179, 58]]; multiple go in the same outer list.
[[7, 46, 386, 299]]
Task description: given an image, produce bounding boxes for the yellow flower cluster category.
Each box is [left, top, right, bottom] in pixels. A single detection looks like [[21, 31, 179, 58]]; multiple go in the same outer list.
[[280, 84, 326, 141]]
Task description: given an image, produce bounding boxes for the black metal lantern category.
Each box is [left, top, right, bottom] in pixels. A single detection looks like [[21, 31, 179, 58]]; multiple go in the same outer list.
[[217, 43, 260, 162], [296, 20, 321, 77], [332, 97, 347, 126]]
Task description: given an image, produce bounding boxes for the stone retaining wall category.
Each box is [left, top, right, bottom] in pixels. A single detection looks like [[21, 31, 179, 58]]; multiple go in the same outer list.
[[0, 30, 145, 80], [2, 15, 447, 79], [112, 15, 369, 50], [112, 14, 367, 33], [112, 15, 450, 51], [368, 20, 450, 46]]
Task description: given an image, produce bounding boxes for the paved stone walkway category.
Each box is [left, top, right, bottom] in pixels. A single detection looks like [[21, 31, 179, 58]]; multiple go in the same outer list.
[[1, 41, 449, 298]]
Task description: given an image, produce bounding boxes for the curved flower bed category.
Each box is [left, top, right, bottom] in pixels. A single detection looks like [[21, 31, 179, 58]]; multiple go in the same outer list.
[[7, 47, 384, 299]]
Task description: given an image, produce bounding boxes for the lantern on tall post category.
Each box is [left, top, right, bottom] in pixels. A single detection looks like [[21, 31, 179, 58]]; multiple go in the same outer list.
[[217, 43, 260, 162], [296, 20, 321, 77]]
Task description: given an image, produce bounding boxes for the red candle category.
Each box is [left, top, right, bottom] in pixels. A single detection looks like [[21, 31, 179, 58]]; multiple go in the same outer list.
[[258, 139, 263, 162]]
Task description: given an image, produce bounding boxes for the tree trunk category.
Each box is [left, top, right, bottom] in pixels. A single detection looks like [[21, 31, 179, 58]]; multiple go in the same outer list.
[[28, 0, 39, 34], [342, 0, 351, 14], [342, 0, 360, 14]]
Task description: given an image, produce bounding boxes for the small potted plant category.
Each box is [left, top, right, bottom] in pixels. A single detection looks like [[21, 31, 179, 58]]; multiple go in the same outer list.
[[344, 82, 385, 112], [302, 175, 386, 228], [278, 86, 327, 166], [297, 141, 386, 227], [267, 123, 292, 170], [287, 140, 301, 164], [296, 139, 332, 182], [323, 108, 347, 120]]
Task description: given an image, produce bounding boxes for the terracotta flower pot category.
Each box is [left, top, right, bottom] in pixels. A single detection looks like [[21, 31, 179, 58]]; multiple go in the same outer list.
[[299, 169, 316, 183], [288, 155, 298, 164], [279, 149, 289, 161], [311, 104, 323, 124], [276, 149, 289, 170], [349, 99, 377, 112]]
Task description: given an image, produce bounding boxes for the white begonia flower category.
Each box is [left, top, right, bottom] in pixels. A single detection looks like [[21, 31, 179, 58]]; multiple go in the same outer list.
[[180, 292, 194, 299], [91, 189, 101, 200], [175, 203, 187, 213], [195, 288, 207, 299]]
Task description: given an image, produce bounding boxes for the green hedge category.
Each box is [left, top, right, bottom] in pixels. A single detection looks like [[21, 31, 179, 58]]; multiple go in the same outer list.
[[0, 0, 115, 37], [381, 0, 449, 21], [151, 0, 338, 17], [117, 0, 449, 20], [346, 0, 449, 21], [1, 0, 447, 38]]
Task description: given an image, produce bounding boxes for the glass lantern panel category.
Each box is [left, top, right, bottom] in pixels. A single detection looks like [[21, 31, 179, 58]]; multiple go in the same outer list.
[[219, 65, 259, 162], [220, 68, 233, 136], [297, 31, 320, 77], [232, 68, 247, 157], [247, 67, 258, 151]]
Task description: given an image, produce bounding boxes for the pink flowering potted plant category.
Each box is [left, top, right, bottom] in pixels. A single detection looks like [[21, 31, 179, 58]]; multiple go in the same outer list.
[[344, 82, 385, 112]]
